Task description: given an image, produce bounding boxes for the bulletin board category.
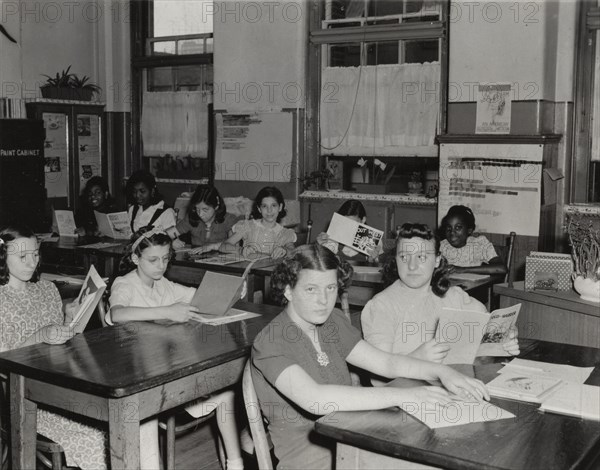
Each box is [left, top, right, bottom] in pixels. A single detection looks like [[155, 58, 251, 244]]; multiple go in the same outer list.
[[214, 111, 294, 182], [438, 143, 543, 237]]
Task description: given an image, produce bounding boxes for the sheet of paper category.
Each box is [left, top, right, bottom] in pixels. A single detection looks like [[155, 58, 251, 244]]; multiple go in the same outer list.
[[438, 308, 489, 364], [499, 358, 594, 384], [194, 253, 247, 265], [352, 265, 382, 274], [539, 382, 600, 420], [79, 241, 123, 249], [192, 308, 260, 325], [401, 398, 515, 429], [327, 212, 383, 256]]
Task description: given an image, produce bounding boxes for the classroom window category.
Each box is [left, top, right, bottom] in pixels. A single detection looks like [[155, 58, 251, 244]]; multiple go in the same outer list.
[[309, 0, 448, 160], [131, 0, 214, 183]]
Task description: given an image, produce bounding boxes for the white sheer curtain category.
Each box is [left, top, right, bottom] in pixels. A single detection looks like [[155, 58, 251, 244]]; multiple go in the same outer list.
[[320, 63, 440, 156], [592, 26, 600, 161], [141, 91, 211, 157]]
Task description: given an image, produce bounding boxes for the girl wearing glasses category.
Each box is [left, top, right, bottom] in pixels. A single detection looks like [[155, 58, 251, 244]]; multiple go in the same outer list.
[[361, 223, 519, 367], [108, 228, 245, 470], [170, 185, 239, 253]]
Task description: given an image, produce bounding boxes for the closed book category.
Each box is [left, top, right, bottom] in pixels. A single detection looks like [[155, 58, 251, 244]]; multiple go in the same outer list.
[[486, 372, 563, 403]]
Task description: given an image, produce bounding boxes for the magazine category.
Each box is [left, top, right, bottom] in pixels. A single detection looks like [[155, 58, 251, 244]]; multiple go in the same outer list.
[[95, 211, 132, 239], [67, 265, 106, 334], [437, 304, 521, 364], [326, 212, 383, 256]]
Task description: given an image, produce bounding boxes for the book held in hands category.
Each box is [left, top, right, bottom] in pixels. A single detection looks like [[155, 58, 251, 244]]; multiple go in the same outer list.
[[68, 265, 106, 334], [437, 303, 521, 364], [95, 211, 132, 239], [326, 212, 383, 256]]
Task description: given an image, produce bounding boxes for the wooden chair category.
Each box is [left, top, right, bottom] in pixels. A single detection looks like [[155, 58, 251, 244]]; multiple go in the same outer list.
[[488, 231, 517, 309], [1, 379, 66, 470], [242, 361, 274, 470], [158, 408, 225, 470]]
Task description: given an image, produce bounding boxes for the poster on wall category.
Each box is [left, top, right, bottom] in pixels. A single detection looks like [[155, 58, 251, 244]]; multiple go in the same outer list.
[[475, 84, 512, 134], [438, 143, 543, 237], [43, 113, 69, 199], [214, 111, 294, 182], [77, 114, 101, 186]]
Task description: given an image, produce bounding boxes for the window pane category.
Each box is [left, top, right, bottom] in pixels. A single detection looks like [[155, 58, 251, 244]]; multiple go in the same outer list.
[[151, 40, 176, 56], [152, 0, 213, 37], [404, 40, 438, 63], [328, 44, 361, 67], [366, 41, 398, 65], [146, 65, 213, 92]]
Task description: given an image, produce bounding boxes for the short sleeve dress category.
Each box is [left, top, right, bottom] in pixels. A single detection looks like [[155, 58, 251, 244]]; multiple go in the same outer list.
[[251, 308, 362, 470], [0, 280, 107, 470], [233, 219, 297, 256], [440, 235, 498, 267], [176, 212, 239, 247]]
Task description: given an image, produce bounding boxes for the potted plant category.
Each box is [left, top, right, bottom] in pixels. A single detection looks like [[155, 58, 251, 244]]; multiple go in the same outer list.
[[566, 213, 600, 303], [40, 65, 101, 101]]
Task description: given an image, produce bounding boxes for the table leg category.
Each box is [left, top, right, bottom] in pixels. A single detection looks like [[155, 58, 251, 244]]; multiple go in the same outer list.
[[10, 374, 36, 469], [337, 443, 438, 470], [108, 397, 141, 469]]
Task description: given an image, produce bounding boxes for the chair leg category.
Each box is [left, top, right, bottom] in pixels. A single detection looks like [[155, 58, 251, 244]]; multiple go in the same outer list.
[[217, 433, 226, 470], [166, 415, 176, 470], [51, 449, 62, 470]]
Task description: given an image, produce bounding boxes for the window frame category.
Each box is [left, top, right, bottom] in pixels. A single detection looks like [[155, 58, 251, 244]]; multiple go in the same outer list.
[[305, 0, 449, 175], [130, 0, 214, 180]]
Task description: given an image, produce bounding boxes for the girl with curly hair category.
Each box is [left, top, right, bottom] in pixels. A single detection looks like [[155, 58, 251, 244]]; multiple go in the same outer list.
[[361, 223, 519, 367], [251, 243, 490, 470]]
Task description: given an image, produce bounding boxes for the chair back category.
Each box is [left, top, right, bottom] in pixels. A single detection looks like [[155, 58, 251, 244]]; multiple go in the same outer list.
[[242, 361, 274, 470], [493, 232, 516, 285]]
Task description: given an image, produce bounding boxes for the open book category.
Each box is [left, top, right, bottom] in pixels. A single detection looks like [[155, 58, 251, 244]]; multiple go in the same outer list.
[[437, 304, 521, 364], [326, 212, 383, 256], [190, 261, 256, 317], [53, 210, 78, 237], [95, 211, 132, 239], [68, 265, 106, 334]]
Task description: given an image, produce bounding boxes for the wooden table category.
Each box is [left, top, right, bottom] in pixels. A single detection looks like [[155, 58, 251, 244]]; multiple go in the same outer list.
[[494, 281, 600, 348], [0, 301, 280, 469], [315, 340, 600, 470]]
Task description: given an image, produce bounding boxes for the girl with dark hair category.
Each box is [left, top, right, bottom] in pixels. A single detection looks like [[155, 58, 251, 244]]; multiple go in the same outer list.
[[126, 170, 176, 232], [109, 227, 245, 470], [361, 223, 519, 366], [220, 186, 296, 259], [0, 224, 108, 469], [440, 205, 506, 275], [252, 243, 490, 470], [316, 199, 381, 263], [75, 176, 118, 236], [170, 185, 239, 252]]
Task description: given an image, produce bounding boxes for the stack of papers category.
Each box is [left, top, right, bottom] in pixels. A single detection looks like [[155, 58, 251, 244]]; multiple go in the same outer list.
[[539, 383, 600, 420]]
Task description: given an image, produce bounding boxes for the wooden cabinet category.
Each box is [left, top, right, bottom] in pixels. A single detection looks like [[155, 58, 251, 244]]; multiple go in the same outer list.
[[26, 100, 105, 212], [494, 281, 600, 348]]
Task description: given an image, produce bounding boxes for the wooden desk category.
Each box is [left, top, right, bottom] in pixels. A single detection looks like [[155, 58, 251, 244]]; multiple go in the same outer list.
[[494, 281, 600, 348], [315, 340, 600, 470], [0, 301, 280, 469]]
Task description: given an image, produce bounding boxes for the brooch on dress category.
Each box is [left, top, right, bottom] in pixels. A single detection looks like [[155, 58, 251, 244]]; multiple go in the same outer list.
[[316, 351, 330, 367]]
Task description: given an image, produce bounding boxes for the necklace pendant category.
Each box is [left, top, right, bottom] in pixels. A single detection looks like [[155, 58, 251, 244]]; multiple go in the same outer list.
[[317, 351, 330, 367]]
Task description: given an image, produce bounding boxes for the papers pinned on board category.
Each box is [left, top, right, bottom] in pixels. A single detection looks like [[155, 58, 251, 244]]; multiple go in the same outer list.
[[326, 212, 383, 256], [95, 211, 132, 239]]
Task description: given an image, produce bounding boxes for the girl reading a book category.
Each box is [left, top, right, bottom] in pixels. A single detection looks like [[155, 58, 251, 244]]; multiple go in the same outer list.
[[170, 185, 239, 252], [361, 223, 519, 368], [126, 170, 177, 233], [315, 200, 381, 263], [0, 224, 108, 469], [75, 176, 118, 236], [252, 243, 490, 470], [218, 186, 296, 259], [109, 227, 245, 470], [439, 205, 507, 275]]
